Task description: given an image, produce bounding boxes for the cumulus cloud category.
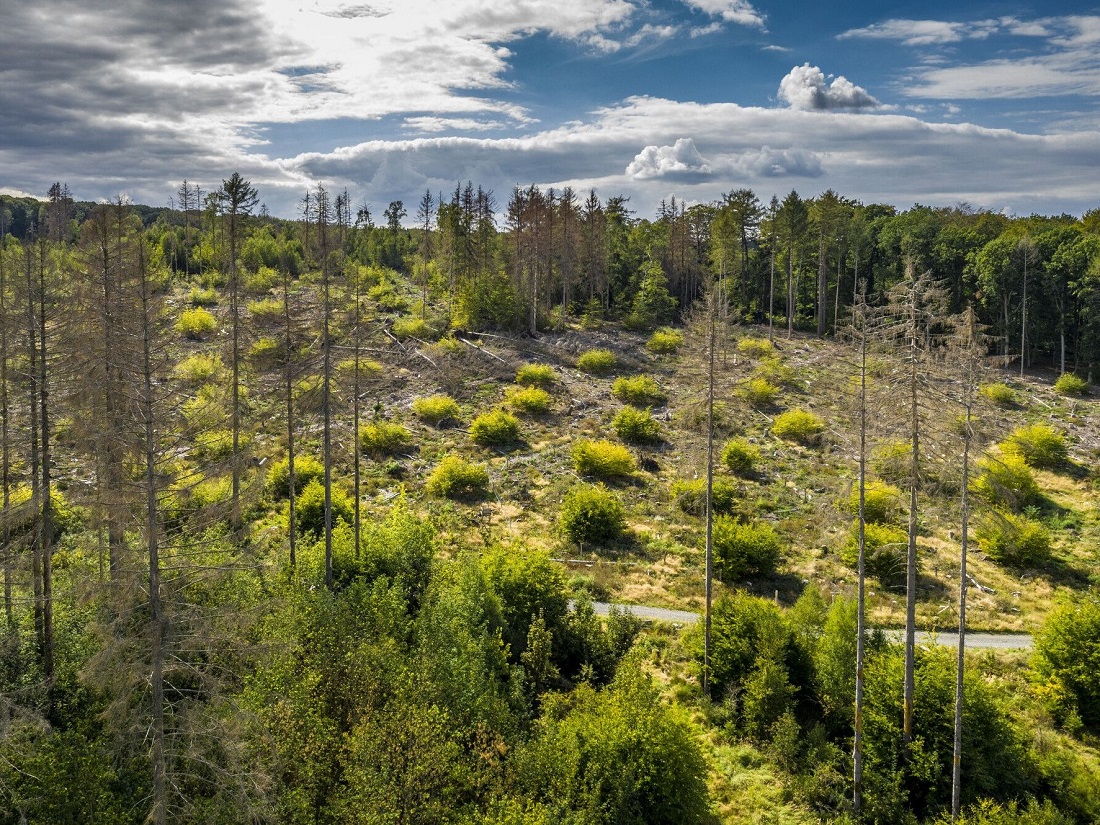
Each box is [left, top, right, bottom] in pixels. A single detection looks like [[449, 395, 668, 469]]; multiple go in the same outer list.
[[680, 0, 765, 28], [838, 16, 1047, 46], [626, 138, 712, 180], [726, 147, 823, 177], [778, 64, 881, 111]]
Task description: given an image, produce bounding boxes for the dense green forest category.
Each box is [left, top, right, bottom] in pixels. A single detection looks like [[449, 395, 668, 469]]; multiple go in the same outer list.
[[0, 179, 1098, 824]]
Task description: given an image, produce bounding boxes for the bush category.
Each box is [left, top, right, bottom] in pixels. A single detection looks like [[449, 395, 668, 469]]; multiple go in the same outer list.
[[753, 357, 796, 387], [412, 394, 461, 426], [847, 480, 903, 524], [173, 353, 222, 384], [560, 484, 627, 545], [721, 438, 760, 476], [470, 409, 521, 447], [1033, 595, 1100, 731], [360, 421, 413, 457], [972, 452, 1040, 512], [506, 386, 552, 415], [515, 363, 557, 388], [873, 441, 911, 486], [975, 509, 1051, 566], [368, 281, 408, 311], [295, 478, 354, 535], [1003, 424, 1067, 469], [266, 454, 325, 498], [425, 455, 489, 499], [840, 521, 909, 583], [980, 382, 1016, 406], [737, 337, 774, 358], [247, 297, 284, 324], [176, 306, 216, 339], [672, 477, 739, 516], [713, 516, 781, 580], [572, 440, 636, 479], [392, 316, 435, 340], [248, 336, 282, 364], [576, 348, 617, 375], [772, 408, 825, 445], [645, 327, 683, 354], [739, 377, 779, 408], [611, 375, 667, 407], [611, 406, 661, 444], [1054, 373, 1088, 396], [189, 286, 218, 306]]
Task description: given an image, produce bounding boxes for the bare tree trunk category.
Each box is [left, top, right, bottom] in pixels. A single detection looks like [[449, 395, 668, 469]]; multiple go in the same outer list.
[[703, 289, 716, 699], [352, 273, 362, 560], [903, 292, 919, 748], [36, 238, 55, 712], [853, 290, 868, 817], [283, 268, 297, 568], [322, 241, 334, 591], [0, 232, 11, 628]]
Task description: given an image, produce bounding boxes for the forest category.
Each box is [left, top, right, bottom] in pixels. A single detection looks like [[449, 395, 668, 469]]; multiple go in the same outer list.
[[0, 178, 1098, 824]]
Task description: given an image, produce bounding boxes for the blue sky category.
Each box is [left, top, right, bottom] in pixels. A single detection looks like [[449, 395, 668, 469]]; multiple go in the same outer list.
[[2, 0, 1099, 219]]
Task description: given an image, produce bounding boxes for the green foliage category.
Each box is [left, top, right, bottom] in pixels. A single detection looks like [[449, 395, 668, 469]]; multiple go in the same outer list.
[[873, 440, 912, 487], [454, 269, 522, 331], [560, 484, 627, 546], [624, 259, 677, 330], [295, 478, 354, 536], [713, 516, 781, 580], [513, 665, 710, 824], [737, 337, 774, 358], [1003, 424, 1068, 469], [248, 335, 282, 364], [671, 477, 739, 516], [1053, 373, 1088, 396], [738, 377, 779, 407], [175, 306, 217, 339], [3, 485, 82, 539], [772, 408, 825, 445], [266, 454, 325, 498], [721, 438, 761, 476], [980, 382, 1017, 406], [506, 386, 553, 415], [172, 352, 222, 384], [470, 409, 521, 447], [611, 375, 666, 407], [645, 327, 683, 354], [247, 297, 284, 324], [368, 280, 408, 311], [840, 521, 909, 583], [972, 452, 1041, 512], [847, 479, 903, 524], [392, 315, 440, 340], [753, 357, 796, 386], [571, 440, 636, 479], [412, 394, 461, 426], [934, 800, 1074, 825], [188, 285, 218, 306], [975, 509, 1052, 566], [1034, 596, 1100, 731], [515, 363, 557, 387], [611, 406, 660, 444], [425, 455, 489, 499], [480, 545, 570, 668], [360, 420, 413, 457], [576, 348, 617, 375]]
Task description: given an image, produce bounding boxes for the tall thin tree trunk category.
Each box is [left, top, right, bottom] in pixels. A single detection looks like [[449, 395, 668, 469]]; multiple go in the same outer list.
[[322, 252, 334, 591], [703, 289, 716, 699], [37, 239, 54, 711], [24, 244, 43, 664], [853, 291, 868, 817], [283, 268, 297, 568], [903, 283, 920, 747], [0, 232, 11, 628], [352, 273, 362, 560]]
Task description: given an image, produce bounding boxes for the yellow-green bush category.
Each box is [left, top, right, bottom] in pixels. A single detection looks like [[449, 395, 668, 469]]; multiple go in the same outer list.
[[1003, 424, 1067, 469], [247, 298, 284, 324], [176, 306, 217, 339], [772, 409, 825, 445], [672, 477, 739, 516], [572, 440, 636, 479], [713, 516, 781, 580], [360, 421, 413, 457], [972, 452, 1040, 512], [847, 480, 903, 524], [737, 337, 774, 359], [738, 377, 779, 408], [611, 406, 661, 444], [979, 382, 1016, 407], [412, 394, 461, 426], [646, 327, 683, 355], [392, 316, 436, 341], [295, 479, 354, 535], [515, 363, 557, 388], [840, 521, 909, 583], [611, 375, 666, 407], [248, 336, 283, 364], [506, 386, 552, 415], [576, 348, 617, 375], [560, 484, 627, 545], [188, 286, 218, 306], [470, 410, 521, 447], [721, 438, 760, 477], [266, 454, 325, 498], [753, 357, 796, 387], [425, 455, 489, 499], [975, 509, 1051, 566], [173, 353, 222, 384], [1054, 373, 1088, 396]]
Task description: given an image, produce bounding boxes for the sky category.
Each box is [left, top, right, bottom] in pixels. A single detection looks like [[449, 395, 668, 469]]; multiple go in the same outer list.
[[2, 0, 1099, 220]]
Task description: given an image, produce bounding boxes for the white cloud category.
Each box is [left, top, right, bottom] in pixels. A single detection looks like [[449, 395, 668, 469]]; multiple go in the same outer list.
[[778, 65, 881, 111], [403, 116, 510, 133], [627, 138, 712, 180], [680, 0, 764, 29]]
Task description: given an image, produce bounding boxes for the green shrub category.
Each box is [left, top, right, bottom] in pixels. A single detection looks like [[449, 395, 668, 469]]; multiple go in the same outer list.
[[295, 478, 354, 535], [980, 382, 1016, 406], [576, 348, 617, 375], [189, 286, 218, 306], [368, 281, 408, 311], [1054, 373, 1088, 396], [1034, 595, 1100, 731], [336, 357, 383, 383], [611, 406, 661, 444], [672, 477, 739, 516], [720, 438, 760, 477], [360, 421, 413, 457], [1003, 424, 1068, 469], [248, 336, 283, 364], [506, 386, 552, 415], [840, 521, 909, 583], [737, 337, 774, 358], [176, 306, 216, 339], [572, 440, 636, 479], [754, 357, 796, 387], [412, 394, 461, 426], [972, 452, 1040, 512], [611, 375, 667, 407], [738, 377, 779, 408], [470, 409, 521, 447], [173, 353, 222, 384], [247, 297, 284, 323], [425, 455, 489, 499], [976, 509, 1051, 566], [515, 363, 557, 388], [560, 484, 627, 545], [847, 480, 903, 524], [392, 316, 437, 341], [645, 327, 683, 354], [192, 427, 235, 461], [4, 485, 82, 538], [713, 516, 781, 580], [873, 441, 911, 486], [772, 408, 825, 445], [266, 454, 325, 498]]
